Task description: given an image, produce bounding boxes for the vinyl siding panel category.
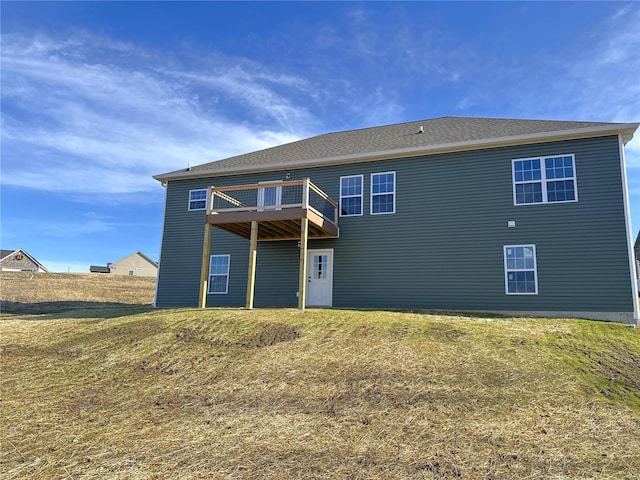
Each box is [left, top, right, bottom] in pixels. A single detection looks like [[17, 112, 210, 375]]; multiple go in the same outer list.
[[156, 135, 635, 318]]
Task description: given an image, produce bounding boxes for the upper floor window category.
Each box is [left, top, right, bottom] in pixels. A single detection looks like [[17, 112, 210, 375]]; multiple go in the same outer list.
[[371, 171, 396, 215], [188, 189, 207, 211], [512, 155, 577, 205], [340, 175, 363, 216]]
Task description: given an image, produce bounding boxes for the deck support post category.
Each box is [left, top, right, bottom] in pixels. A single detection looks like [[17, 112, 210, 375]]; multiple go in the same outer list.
[[198, 224, 212, 308], [246, 221, 258, 309], [298, 216, 309, 310]]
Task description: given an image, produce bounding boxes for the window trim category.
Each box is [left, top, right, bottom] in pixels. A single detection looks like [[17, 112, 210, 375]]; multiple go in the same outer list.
[[188, 189, 207, 211], [503, 245, 538, 295], [370, 171, 396, 215], [339, 174, 364, 217], [208, 254, 230, 294], [512, 154, 578, 205]]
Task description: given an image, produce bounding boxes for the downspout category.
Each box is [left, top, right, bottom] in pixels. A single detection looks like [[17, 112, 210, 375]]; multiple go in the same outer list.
[[618, 134, 639, 324]]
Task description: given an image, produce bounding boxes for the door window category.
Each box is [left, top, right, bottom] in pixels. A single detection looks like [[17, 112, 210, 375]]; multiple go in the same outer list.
[[313, 255, 328, 279]]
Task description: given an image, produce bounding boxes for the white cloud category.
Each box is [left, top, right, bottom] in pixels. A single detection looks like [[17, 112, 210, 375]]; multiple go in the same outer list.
[[0, 34, 312, 199], [161, 66, 314, 131]]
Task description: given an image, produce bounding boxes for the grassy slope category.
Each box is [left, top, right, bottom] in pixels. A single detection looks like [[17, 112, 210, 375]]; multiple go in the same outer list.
[[1, 272, 639, 479]]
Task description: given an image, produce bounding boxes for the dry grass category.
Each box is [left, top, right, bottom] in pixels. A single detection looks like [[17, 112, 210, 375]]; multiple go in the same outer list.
[[0, 271, 155, 315], [1, 274, 639, 479]]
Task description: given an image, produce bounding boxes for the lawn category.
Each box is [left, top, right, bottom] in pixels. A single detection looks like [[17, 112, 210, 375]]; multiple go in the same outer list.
[[1, 272, 639, 479]]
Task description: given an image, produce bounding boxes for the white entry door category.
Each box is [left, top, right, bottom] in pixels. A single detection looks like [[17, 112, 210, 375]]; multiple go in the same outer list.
[[306, 249, 333, 307]]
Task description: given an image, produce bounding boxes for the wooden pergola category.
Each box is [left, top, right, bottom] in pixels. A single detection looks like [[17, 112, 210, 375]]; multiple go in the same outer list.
[[198, 178, 339, 310]]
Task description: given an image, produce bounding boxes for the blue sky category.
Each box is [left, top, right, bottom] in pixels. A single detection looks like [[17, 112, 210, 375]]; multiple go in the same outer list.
[[1, 1, 639, 272]]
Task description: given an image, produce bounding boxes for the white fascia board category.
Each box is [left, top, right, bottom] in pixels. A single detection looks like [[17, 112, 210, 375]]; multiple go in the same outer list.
[[153, 123, 639, 182], [16, 249, 49, 272]]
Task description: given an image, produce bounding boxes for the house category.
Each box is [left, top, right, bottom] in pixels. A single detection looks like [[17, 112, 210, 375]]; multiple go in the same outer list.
[[109, 251, 158, 277], [0, 249, 48, 272], [153, 117, 639, 324]]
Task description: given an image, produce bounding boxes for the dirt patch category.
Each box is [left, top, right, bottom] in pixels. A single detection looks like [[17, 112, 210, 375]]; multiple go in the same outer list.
[[176, 323, 301, 349], [428, 323, 465, 340], [596, 345, 640, 390], [239, 323, 301, 348]]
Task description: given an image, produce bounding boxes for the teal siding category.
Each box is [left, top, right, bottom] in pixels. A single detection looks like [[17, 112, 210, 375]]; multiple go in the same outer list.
[[155, 135, 635, 315]]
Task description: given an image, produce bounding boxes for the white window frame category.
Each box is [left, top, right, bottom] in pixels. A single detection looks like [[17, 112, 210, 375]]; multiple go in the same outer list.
[[503, 245, 538, 295], [512, 154, 578, 205], [208, 254, 230, 294], [188, 189, 208, 211], [370, 171, 396, 215], [257, 181, 282, 211], [339, 175, 364, 217]]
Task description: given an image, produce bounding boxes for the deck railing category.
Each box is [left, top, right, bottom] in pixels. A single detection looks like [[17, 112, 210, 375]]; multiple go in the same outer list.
[[206, 178, 338, 226]]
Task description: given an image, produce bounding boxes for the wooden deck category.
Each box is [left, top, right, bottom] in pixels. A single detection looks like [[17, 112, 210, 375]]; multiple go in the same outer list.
[[198, 178, 339, 310], [203, 179, 339, 240], [206, 208, 338, 240]]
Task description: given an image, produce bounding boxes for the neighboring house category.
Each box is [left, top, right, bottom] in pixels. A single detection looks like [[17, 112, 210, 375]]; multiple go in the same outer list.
[[109, 251, 158, 277], [153, 117, 639, 324], [89, 265, 111, 274], [0, 249, 48, 272]]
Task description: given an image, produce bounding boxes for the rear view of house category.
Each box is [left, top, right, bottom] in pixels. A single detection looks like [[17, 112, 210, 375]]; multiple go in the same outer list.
[[153, 117, 639, 324], [109, 251, 158, 277], [90, 251, 158, 276]]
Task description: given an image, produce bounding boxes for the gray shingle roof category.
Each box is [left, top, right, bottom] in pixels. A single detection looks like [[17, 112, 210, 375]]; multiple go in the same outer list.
[[0, 249, 16, 260], [154, 116, 638, 181]]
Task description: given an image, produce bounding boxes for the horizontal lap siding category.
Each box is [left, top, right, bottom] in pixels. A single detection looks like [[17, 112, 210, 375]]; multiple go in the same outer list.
[[156, 135, 634, 314], [156, 180, 250, 307], [254, 242, 299, 307]]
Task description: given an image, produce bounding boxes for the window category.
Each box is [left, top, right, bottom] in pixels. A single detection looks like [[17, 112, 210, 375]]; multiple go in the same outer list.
[[208, 255, 230, 294], [313, 254, 328, 279], [371, 172, 396, 214], [257, 182, 282, 211], [188, 189, 207, 211], [504, 245, 538, 295], [340, 175, 363, 216], [512, 155, 577, 205]]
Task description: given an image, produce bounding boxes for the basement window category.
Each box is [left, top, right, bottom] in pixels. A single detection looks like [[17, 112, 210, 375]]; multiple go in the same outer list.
[[504, 245, 538, 295], [208, 255, 230, 294]]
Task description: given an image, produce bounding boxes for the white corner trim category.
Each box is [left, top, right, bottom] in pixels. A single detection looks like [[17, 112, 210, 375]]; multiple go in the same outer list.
[[618, 134, 639, 324]]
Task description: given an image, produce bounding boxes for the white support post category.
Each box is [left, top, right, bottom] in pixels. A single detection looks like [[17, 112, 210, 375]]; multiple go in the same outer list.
[[302, 178, 310, 209]]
